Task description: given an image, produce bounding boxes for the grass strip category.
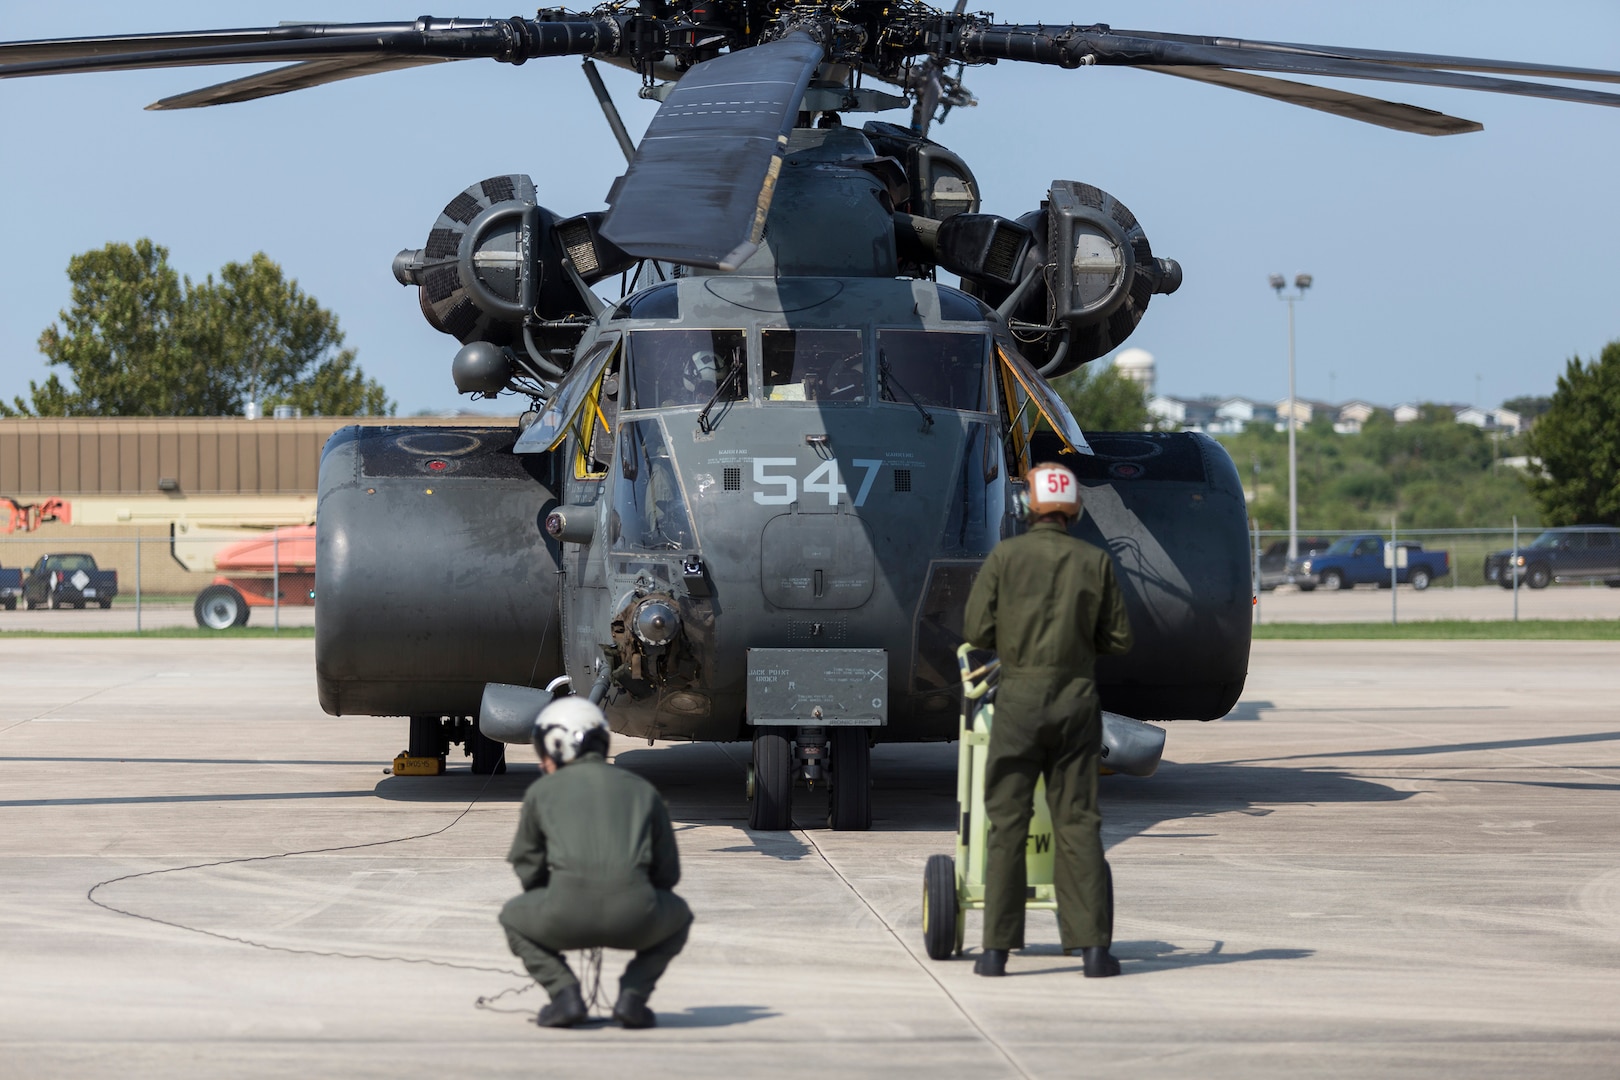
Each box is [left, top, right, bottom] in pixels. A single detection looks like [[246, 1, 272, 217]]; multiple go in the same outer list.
[[1252, 620, 1619, 640], [0, 626, 316, 639]]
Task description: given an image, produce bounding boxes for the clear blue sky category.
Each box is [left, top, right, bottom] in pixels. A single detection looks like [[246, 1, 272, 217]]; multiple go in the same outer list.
[[3, 1, 1618, 417]]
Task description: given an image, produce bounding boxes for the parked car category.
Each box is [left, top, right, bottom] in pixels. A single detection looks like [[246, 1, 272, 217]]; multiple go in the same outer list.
[[1483, 526, 1620, 589], [1256, 536, 1334, 591], [0, 564, 22, 610], [1295, 534, 1450, 591], [22, 553, 119, 609]]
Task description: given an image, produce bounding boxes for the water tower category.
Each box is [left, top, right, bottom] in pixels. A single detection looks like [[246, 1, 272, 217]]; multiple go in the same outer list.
[[1113, 347, 1156, 398]]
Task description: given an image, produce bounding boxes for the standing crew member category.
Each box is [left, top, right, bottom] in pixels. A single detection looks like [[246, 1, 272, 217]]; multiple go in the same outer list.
[[499, 698, 693, 1028], [963, 461, 1134, 978]]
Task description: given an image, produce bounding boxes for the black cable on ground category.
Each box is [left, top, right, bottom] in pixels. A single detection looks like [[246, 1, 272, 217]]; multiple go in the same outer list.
[[83, 753, 555, 1002]]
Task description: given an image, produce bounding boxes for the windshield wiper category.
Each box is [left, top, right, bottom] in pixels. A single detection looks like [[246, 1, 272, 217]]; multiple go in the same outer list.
[[697, 361, 745, 434], [879, 350, 934, 432]]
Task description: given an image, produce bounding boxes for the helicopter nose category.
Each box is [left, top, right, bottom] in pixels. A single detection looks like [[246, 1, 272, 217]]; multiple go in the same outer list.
[[632, 597, 682, 646]]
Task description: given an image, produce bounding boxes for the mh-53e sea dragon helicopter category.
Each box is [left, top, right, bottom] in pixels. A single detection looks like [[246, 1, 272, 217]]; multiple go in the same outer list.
[[5, 4, 1620, 830]]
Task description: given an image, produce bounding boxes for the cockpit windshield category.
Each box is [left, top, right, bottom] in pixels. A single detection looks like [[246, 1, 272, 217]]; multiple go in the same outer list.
[[876, 331, 989, 412], [628, 329, 746, 408], [762, 329, 865, 403]]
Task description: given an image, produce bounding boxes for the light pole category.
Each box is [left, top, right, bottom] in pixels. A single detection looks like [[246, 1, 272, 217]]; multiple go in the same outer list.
[[1269, 272, 1312, 561]]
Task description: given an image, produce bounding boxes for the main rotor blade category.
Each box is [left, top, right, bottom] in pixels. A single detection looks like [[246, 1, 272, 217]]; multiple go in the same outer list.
[[1102, 29, 1620, 87], [1144, 66, 1482, 136], [146, 56, 454, 111], [599, 31, 825, 271], [0, 18, 618, 82], [960, 25, 1620, 129]]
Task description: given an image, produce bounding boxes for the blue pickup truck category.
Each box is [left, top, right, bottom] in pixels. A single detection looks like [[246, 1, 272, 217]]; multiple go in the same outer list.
[[1294, 535, 1449, 591], [21, 553, 119, 610], [0, 564, 21, 610]]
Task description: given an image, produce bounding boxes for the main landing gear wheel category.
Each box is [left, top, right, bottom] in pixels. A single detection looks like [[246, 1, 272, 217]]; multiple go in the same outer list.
[[194, 584, 248, 629], [470, 722, 506, 775], [408, 715, 448, 759], [827, 727, 871, 831], [922, 853, 961, 960], [748, 728, 793, 831]]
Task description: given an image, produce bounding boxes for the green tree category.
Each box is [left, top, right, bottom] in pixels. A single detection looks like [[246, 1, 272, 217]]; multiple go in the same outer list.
[[1220, 404, 1539, 531], [4, 241, 393, 418], [1051, 360, 1150, 431], [1526, 340, 1620, 526]]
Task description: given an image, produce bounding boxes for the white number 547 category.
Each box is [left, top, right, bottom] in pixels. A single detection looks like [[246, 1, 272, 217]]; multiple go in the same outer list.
[[753, 458, 883, 507]]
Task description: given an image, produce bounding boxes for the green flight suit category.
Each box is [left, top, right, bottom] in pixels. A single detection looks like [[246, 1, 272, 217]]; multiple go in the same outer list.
[[499, 753, 692, 1000], [963, 519, 1133, 952]]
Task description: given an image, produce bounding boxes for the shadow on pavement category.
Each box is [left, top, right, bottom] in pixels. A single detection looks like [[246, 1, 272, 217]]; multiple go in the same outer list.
[[1003, 939, 1315, 976], [657, 1004, 779, 1028], [1224, 728, 1620, 765]]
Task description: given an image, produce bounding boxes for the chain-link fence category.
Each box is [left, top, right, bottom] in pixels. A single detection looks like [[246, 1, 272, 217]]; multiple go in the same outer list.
[[1, 528, 313, 633], [1248, 524, 1620, 589], [1248, 523, 1620, 624], [4, 522, 1613, 634]]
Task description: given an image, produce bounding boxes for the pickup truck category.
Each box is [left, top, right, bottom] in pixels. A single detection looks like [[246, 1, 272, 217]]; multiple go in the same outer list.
[[0, 564, 21, 610], [21, 553, 119, 609], [1257, 536, 1334, 591], [1295, 535, 1449, 591], [1484, 526, 1620, 589]]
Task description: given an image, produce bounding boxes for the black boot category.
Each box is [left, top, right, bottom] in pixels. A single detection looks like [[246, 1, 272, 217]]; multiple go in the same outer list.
[[1081, 946, 1121, 978], [537, 984, 588, 1028], [973, 948, 1008, 977], [612, 989, 656, 1029]]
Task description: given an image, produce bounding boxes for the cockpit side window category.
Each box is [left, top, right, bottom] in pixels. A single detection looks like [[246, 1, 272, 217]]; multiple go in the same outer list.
[[628, 329, 747, 408], [762, 329, 866, 403], [612, 420, 694, 552], [876, 330, 989, 412]]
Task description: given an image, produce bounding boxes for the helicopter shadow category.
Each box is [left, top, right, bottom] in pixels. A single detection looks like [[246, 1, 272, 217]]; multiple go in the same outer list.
[[610, 737, 1414, 851]]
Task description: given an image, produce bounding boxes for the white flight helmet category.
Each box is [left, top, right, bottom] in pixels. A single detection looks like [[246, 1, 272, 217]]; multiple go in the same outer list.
[[532, 697, 611, 766], [683, 350, 720, 395], [1026, 461, 1082, 521]]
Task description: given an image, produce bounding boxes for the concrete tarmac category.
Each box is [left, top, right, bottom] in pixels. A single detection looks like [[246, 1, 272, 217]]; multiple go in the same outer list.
[[3, 638, 1618, 1078]]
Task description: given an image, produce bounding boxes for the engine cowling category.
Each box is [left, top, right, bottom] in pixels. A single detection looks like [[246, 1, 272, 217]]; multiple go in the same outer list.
[[392, 175, 630, 385], [971, 181, 1181, 378]]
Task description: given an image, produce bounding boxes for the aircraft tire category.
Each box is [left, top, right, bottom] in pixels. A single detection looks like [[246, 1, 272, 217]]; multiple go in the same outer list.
[[827, 727, 871, 831], [470, 722, 506, 775], [408, 715, 447, 758], [748, 729, 793, 831], [922, 854, 959, 960]]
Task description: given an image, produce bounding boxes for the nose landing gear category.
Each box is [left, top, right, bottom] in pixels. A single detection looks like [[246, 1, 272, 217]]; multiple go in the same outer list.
[[746, 725, 871, 831]]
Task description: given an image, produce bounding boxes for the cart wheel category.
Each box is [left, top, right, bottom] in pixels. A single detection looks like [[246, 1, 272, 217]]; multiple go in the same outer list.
[[748, 728, 793, 831], [922, 854, 959, 960]]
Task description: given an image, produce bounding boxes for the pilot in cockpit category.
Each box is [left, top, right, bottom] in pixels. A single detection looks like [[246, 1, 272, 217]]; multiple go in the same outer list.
[[682, 350, 719, 400]]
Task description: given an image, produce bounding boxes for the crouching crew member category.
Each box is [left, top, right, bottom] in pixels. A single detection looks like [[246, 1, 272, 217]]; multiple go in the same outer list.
[[964, 461, 1134, 978], [499, 698, 693, 1028]]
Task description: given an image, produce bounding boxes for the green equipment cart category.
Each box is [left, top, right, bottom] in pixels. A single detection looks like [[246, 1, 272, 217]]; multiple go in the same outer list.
[[921, 643, 1060, 960]]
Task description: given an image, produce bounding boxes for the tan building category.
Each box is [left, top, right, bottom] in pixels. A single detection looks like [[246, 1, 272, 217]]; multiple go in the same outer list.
[[1, 416, 513, 595]]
